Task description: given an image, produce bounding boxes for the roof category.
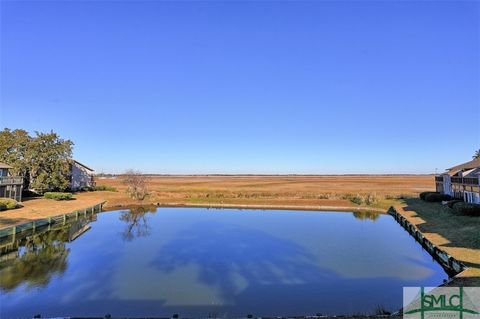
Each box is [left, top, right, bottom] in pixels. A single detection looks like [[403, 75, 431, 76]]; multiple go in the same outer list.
[[446, 158, 480, 176], [0, 162, 12, 169], [72, 160, 94, 172]]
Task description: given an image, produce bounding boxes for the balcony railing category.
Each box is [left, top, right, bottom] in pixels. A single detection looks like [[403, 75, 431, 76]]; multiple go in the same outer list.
[[451, 177, 480, 185], [435, 176, 444, 182], [0, 176, 23, 186]]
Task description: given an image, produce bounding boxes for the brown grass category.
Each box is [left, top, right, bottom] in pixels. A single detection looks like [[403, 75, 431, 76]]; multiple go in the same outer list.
[[1, 174, 478, 286], [100, 174, 434, 206], [0, 175, 434, 228], [395, 198, 480, 286]]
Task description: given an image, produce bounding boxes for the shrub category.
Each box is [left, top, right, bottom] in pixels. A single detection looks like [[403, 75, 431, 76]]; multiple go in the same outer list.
[[374, 305, 391, 316], [398, 194, 414, 200], [365, 193, 378, 205], [446, 199, 463, 209], [0, 198, 18, 211], [350, 194, 364, 205], [94, 185, 117, 192], [44, 192, 73, 201], [83, 185, 117, 192], [452, 202, 480, 216], [317, 193, 332, 199], [420, 192, 437, 200], [424, 193, 452, 202], [22, 189, 40, 198]]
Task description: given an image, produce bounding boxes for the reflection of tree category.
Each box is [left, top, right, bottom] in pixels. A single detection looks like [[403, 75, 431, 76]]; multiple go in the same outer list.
[[0, 230, 69, 291], [119, 206, 156, 241], [352, 210, 380, 221]]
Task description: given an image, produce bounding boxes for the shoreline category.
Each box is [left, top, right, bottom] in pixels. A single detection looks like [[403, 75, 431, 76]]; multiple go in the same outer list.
[[0, 200, 385, 230], [2, 200, 478, 296], [103, 202, 386, 213]]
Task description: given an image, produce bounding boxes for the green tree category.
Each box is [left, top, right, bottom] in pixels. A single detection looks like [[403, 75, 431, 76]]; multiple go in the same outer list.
[[25, 131, 73, 193], [473, 149, 480, 159], [0, 128, 32, 178]]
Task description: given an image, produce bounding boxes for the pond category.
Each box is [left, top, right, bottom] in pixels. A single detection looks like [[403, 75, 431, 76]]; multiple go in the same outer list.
[[0, 207, 447, 318]]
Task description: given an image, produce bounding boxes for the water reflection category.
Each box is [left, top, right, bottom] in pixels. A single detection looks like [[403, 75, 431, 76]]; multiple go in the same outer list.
[[352, 210, 380, 221], [152, 221, 338, 303], [0, 217, 93, 292], [119, 206, 156, 241], [0, 208, 448, 318], [0, 231, 68, 291]]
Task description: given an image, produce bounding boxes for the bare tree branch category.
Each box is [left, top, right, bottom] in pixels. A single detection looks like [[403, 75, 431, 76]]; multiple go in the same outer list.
[[121, 170, 148, 200]]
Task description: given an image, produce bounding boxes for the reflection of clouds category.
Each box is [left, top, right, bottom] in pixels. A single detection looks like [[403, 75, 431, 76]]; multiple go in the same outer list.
[[278, 214, 439, 280], [1, 208, 447, 317], [60, 280, 97, 303], [111, 249, 226, 306], [398, 256, 435, 278], [199, 212, 438, 281], [58, 250, 121, 302], [150, 221, 338, 304]]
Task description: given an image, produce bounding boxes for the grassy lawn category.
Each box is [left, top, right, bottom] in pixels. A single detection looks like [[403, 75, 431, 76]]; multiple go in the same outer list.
[[395, 198, 480, 285]]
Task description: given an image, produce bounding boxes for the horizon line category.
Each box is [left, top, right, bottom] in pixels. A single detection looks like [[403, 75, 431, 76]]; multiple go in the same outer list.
[[95, 173, 437, 177]]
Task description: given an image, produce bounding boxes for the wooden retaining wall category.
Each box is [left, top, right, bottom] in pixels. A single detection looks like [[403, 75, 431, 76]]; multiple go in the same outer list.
[[0, 201, 105, 240], [388, 207, 466, 276]]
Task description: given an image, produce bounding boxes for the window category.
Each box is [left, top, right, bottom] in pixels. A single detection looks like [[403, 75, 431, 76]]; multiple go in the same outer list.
[[464, 191, 480, 204]]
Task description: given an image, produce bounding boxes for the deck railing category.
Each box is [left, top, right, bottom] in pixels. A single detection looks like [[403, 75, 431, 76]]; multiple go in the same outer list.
[[0, 176, 23, 185], [451, 176, 480, 185], [435, 176, 444, 182]]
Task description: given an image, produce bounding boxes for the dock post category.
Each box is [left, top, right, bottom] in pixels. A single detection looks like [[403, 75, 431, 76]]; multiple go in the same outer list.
[[11, 226, 16, 243]]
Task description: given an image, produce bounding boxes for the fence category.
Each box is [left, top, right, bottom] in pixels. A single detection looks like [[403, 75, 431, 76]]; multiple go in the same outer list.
[[0, 202, 105, 243]]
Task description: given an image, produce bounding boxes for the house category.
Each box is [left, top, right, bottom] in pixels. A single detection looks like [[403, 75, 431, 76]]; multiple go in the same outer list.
[[0, 162, 23, 202], [70, 160, 95, 191], [435, 158, 480, 204]]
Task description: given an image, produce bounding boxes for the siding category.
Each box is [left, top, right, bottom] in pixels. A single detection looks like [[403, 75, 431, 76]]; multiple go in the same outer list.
[[70, 163, 94, 191]]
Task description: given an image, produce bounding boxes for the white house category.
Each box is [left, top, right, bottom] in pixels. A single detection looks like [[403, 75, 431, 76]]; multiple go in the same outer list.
[[70, 160, 95, 191], [435, 158, 480, 204]]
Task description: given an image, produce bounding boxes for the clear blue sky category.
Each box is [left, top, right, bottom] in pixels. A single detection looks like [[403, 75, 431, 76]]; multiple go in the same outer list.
[[1, 0, 478, 174]]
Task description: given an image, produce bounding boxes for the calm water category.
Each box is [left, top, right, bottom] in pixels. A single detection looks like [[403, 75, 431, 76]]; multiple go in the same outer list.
[[0, 207, 447, 318]]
